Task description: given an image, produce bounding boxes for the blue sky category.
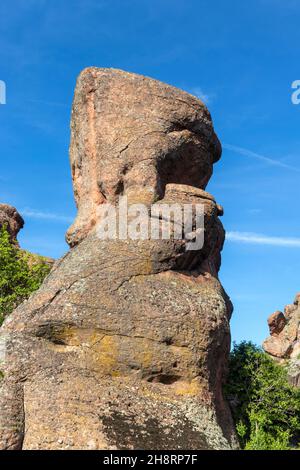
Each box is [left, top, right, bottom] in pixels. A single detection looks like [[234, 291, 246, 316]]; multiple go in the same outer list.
[[1, 0, 300, 346]]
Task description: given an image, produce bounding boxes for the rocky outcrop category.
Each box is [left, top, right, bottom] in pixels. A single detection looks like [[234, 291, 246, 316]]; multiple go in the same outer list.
[[263, 294, 300, 387], [0, 204, 24, 244], [66, 68, 221, 248], [0, 68, 238, 450], [0, 203, 54, 267]]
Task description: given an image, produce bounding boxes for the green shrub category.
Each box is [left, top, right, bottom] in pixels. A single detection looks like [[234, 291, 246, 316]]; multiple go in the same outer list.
[[0, 225, 51, 325], [225, 341, 300, 450]]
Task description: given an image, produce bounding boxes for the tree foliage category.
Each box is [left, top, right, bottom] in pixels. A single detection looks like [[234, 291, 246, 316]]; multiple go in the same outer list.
[[0, 225, 51, 325], [225, 341, 300, 450]]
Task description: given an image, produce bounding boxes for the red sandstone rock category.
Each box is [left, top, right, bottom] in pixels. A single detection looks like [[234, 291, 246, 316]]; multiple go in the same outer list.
[[0, 69, 237, 450], [66, 67, 221, 247]]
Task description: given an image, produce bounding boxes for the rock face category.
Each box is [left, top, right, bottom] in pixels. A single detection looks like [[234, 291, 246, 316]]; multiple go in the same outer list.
[[263, 294, 300, 387], [0, 204, 24, 244], [0, 68, 237, 450], [66, 68, 221, 248]]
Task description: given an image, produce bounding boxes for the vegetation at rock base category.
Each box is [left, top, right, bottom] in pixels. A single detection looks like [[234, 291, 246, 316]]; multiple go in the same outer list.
[[0, 225, 51, 325], [225, 341, 300, 450]]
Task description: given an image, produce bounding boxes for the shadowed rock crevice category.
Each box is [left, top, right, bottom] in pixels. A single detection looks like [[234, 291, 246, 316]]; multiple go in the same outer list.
[[101, 409, 213, 450]]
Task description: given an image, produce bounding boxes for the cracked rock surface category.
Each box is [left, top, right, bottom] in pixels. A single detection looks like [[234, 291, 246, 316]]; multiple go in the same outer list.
[[0, 68, 238, 450]]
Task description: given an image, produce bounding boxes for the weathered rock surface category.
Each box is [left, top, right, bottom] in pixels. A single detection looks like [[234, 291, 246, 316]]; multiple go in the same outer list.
[[263, 294, 300, 387], [0, 204, 24, 244], [0, 68, 237, 450], [66, 68, 221, 248]]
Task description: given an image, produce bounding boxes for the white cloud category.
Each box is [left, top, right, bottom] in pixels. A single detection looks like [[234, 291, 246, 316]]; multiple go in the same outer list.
[[223, 143, 300, 172], [21, 208, 73, 223], [188, 87, 214, 104], [226, 231, 300, 247], [27, 99, 69, 108]]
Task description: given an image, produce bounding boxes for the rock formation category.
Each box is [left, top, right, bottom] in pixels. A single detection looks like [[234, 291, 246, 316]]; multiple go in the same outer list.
[[0, 68, 238, 450], [263, 294, 300, 387], [66, 68, 221, 248], [0, 202, 54, 267], [0, 204, 24, 244]]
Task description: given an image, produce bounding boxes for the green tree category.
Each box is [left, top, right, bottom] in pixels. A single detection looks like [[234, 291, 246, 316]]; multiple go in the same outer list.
[[0, 225, 51, 325], [225, 341, 300, 450]]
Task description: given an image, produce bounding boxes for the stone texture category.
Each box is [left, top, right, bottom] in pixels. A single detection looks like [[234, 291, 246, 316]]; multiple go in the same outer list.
[[0, 68, 238, 450], [0, 204, 24, 244], [263, 294, 300, 387], [66, 68, 221, 247]]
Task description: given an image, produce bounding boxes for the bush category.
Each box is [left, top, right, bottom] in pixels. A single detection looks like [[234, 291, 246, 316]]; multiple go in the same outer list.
[[0, 224, 51, 325], [225, 341, 300, 450]]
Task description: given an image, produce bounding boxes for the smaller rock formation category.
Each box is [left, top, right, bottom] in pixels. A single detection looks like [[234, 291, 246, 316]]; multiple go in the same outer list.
[[267, 311, 286, 336], [263, 294, 300, 387], [0, 203, 54, 267], [0, 204, 24, 244]]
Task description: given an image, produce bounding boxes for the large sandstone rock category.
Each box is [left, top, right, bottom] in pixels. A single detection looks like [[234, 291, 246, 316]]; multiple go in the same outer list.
[[263, 294, 300, 387], [0, 204, 24, 244], [66, 68, 221, 247], [0, 68, 238, 450]]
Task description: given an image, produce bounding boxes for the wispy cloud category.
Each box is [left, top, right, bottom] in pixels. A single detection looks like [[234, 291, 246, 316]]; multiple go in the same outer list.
[[226, 231, 300, 247], [21, 208, 73, 223], [27, 99, 69, 108], [223, 143, 300, 172], [188, 87, 214, 104], [248, 208, 262, 215]]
